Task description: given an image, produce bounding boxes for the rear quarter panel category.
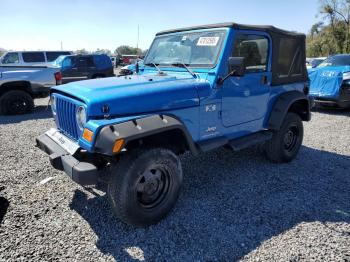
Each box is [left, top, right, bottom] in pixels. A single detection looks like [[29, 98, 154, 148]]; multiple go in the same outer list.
[[0, 66, 59, 90]]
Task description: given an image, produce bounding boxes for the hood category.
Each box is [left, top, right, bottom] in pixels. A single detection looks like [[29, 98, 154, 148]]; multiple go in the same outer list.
[[308, 65, 350, 97], [52, 74, 209, 117]]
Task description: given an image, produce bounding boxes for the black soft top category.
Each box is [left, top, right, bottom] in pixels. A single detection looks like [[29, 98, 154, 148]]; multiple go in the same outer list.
[[156, 22, 307, 86], [156, 22, 304, 37]]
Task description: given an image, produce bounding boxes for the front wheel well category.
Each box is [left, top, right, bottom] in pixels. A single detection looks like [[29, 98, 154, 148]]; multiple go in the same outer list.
[[0, 81, 33, 97], [125, 129, 190, 155]]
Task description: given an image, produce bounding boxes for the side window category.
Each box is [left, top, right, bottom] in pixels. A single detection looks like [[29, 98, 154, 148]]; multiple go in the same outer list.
[[1, 53, 20, 64], [233, 34, 269, 73], [62, 57, 75, 69], [76, 57, 94, 67], [46, 52, 71, 62], [277, 38, 302, 77], [22, 52, 45, 63], [86, 57, 95, 67]]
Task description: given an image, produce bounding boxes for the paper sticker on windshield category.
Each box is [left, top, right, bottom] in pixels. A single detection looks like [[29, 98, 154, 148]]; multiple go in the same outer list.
[[197, 37, 220, 46]]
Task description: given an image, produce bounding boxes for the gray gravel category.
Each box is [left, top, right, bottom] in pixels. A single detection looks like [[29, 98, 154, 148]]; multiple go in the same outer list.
[[0, 98, 349, 261]]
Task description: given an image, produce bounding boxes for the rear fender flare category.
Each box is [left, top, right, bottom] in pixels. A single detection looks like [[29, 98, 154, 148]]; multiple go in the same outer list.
[[267, 91, 311, 130]]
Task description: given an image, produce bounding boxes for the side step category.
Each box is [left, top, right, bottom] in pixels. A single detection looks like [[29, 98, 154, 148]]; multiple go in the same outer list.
[[229, 130, 273, 151]]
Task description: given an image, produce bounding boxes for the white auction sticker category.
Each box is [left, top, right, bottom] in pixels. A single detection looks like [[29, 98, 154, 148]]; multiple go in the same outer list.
[[197, 37, 220, 46]]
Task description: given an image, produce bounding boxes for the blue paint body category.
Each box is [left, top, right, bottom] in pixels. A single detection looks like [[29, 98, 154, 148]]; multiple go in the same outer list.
[[50, 26, 306, 153]]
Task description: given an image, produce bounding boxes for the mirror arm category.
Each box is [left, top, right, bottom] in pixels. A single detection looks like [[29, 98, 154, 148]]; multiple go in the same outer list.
[[217, 70, 235, 85]]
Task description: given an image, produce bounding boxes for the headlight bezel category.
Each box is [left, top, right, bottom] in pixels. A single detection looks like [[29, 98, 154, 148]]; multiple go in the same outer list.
[[76, 106, 87, 131]]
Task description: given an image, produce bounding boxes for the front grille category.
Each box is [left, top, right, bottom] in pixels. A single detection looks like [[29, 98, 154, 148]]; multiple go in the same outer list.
[[55, 96, 80, 140]]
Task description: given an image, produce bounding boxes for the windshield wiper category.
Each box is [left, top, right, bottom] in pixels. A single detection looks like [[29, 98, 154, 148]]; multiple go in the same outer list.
[[171, 62, 197, 79], [144, 62, 164, 75]]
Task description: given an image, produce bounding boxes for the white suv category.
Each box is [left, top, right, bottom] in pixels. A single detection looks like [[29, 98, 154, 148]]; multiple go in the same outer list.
[[0, 51, 72, 67]]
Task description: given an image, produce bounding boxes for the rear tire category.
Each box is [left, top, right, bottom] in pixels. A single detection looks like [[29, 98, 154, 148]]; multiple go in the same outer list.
[[107, 147, 183, 227], [264, 112, 303, 163], [0, 90, 34, 115]]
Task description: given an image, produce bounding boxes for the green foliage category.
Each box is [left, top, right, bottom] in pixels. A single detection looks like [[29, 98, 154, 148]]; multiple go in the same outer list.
[[0, 48, 6, 57], [94, 48, 112, 56], [307, 0, 350, 57], [75, 48, 90, 55], [115, 45, 142, 55]]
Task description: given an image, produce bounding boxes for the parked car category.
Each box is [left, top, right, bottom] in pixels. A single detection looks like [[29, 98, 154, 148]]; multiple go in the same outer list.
[[119, 59, 144, 75], [306, 57, 327, 69], [309, 54, 350, 108], [0, 66, 61, 114], [0, 51, 73, 67], [110, 56, 121, 68], [121, 55, 138, 65], [53, 54, 114, 84], [36, 22, 311, 227]]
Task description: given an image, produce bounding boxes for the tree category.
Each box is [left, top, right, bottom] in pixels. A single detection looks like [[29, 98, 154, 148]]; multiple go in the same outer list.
[[306, 0, 350, 57], [310, 22, 324, 38], [75, 48, 90, 55], [320, 0, 350, 52], [94, 48, 112, 56], [115, 45, 142, 55], [0, 48, 6, 57]]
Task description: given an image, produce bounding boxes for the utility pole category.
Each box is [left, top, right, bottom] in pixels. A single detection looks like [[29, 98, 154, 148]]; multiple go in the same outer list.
[[60, 41, 63, 51], [137, 25, 140, 55]]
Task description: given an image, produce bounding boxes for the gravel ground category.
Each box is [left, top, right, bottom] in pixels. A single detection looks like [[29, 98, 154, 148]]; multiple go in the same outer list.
[[0, 98, 349, 261]]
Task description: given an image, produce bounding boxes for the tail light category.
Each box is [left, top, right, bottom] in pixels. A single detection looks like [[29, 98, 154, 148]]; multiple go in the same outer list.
[[54, 72, 62, 85]]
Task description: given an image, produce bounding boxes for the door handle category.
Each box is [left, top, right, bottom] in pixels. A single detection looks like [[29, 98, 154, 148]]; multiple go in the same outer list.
[[261, 75, 269, 85]]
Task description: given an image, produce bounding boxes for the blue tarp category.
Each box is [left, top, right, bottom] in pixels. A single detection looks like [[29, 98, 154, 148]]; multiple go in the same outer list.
[[308, 66, 350, 98]]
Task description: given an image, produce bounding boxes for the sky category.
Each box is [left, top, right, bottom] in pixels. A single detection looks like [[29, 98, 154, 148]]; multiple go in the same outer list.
[[0, 0, 321, 52]]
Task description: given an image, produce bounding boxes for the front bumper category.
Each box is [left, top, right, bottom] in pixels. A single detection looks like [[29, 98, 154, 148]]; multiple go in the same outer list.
[[36, 133, 98, 185]]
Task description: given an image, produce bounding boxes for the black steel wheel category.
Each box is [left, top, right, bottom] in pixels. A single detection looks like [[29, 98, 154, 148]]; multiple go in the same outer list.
[[136, 165, 171, 209], [107, 147, 182, 227], [0, 90, 34, 115], [264, 112, 304, 163]]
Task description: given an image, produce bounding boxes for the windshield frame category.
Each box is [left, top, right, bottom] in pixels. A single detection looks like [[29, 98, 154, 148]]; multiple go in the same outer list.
[[144, 28, 228, 69]]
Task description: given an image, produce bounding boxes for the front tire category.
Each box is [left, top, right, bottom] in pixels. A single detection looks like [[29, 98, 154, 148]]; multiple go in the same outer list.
[[264, 112, 304, 163], [0, 90, 34, 115], [107, 148, 183, 227]]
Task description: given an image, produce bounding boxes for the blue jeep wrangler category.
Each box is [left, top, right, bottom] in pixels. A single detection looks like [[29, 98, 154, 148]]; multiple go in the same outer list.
[[36, 23, 311, 227]]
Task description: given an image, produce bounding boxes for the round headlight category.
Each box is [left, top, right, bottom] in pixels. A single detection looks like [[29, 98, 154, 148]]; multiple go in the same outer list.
[[50, 95, 56, 115], [76, 106, 87, 130]]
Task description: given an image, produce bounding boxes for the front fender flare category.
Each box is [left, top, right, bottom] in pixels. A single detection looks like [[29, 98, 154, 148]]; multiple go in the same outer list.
[[94, 114, 199, 155]]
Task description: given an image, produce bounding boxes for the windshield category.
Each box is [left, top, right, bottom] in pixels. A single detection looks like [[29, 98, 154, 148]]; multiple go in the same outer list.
[[318, 55, 350, 67], [52, 55, 67, 67], [144, 30, 226, 68]]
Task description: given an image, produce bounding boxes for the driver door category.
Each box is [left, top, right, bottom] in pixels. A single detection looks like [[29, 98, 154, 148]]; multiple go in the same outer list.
[[221, 32, 271, 127]]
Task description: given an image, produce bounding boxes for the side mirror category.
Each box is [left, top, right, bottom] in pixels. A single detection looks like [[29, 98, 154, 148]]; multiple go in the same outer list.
[[217, 57, 245, 85], [228, 57, 245, 76]]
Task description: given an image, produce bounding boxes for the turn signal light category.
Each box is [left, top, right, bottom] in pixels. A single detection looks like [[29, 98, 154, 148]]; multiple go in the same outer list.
[[112, 139, 125, 153], [82, 128, 93, 142]]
